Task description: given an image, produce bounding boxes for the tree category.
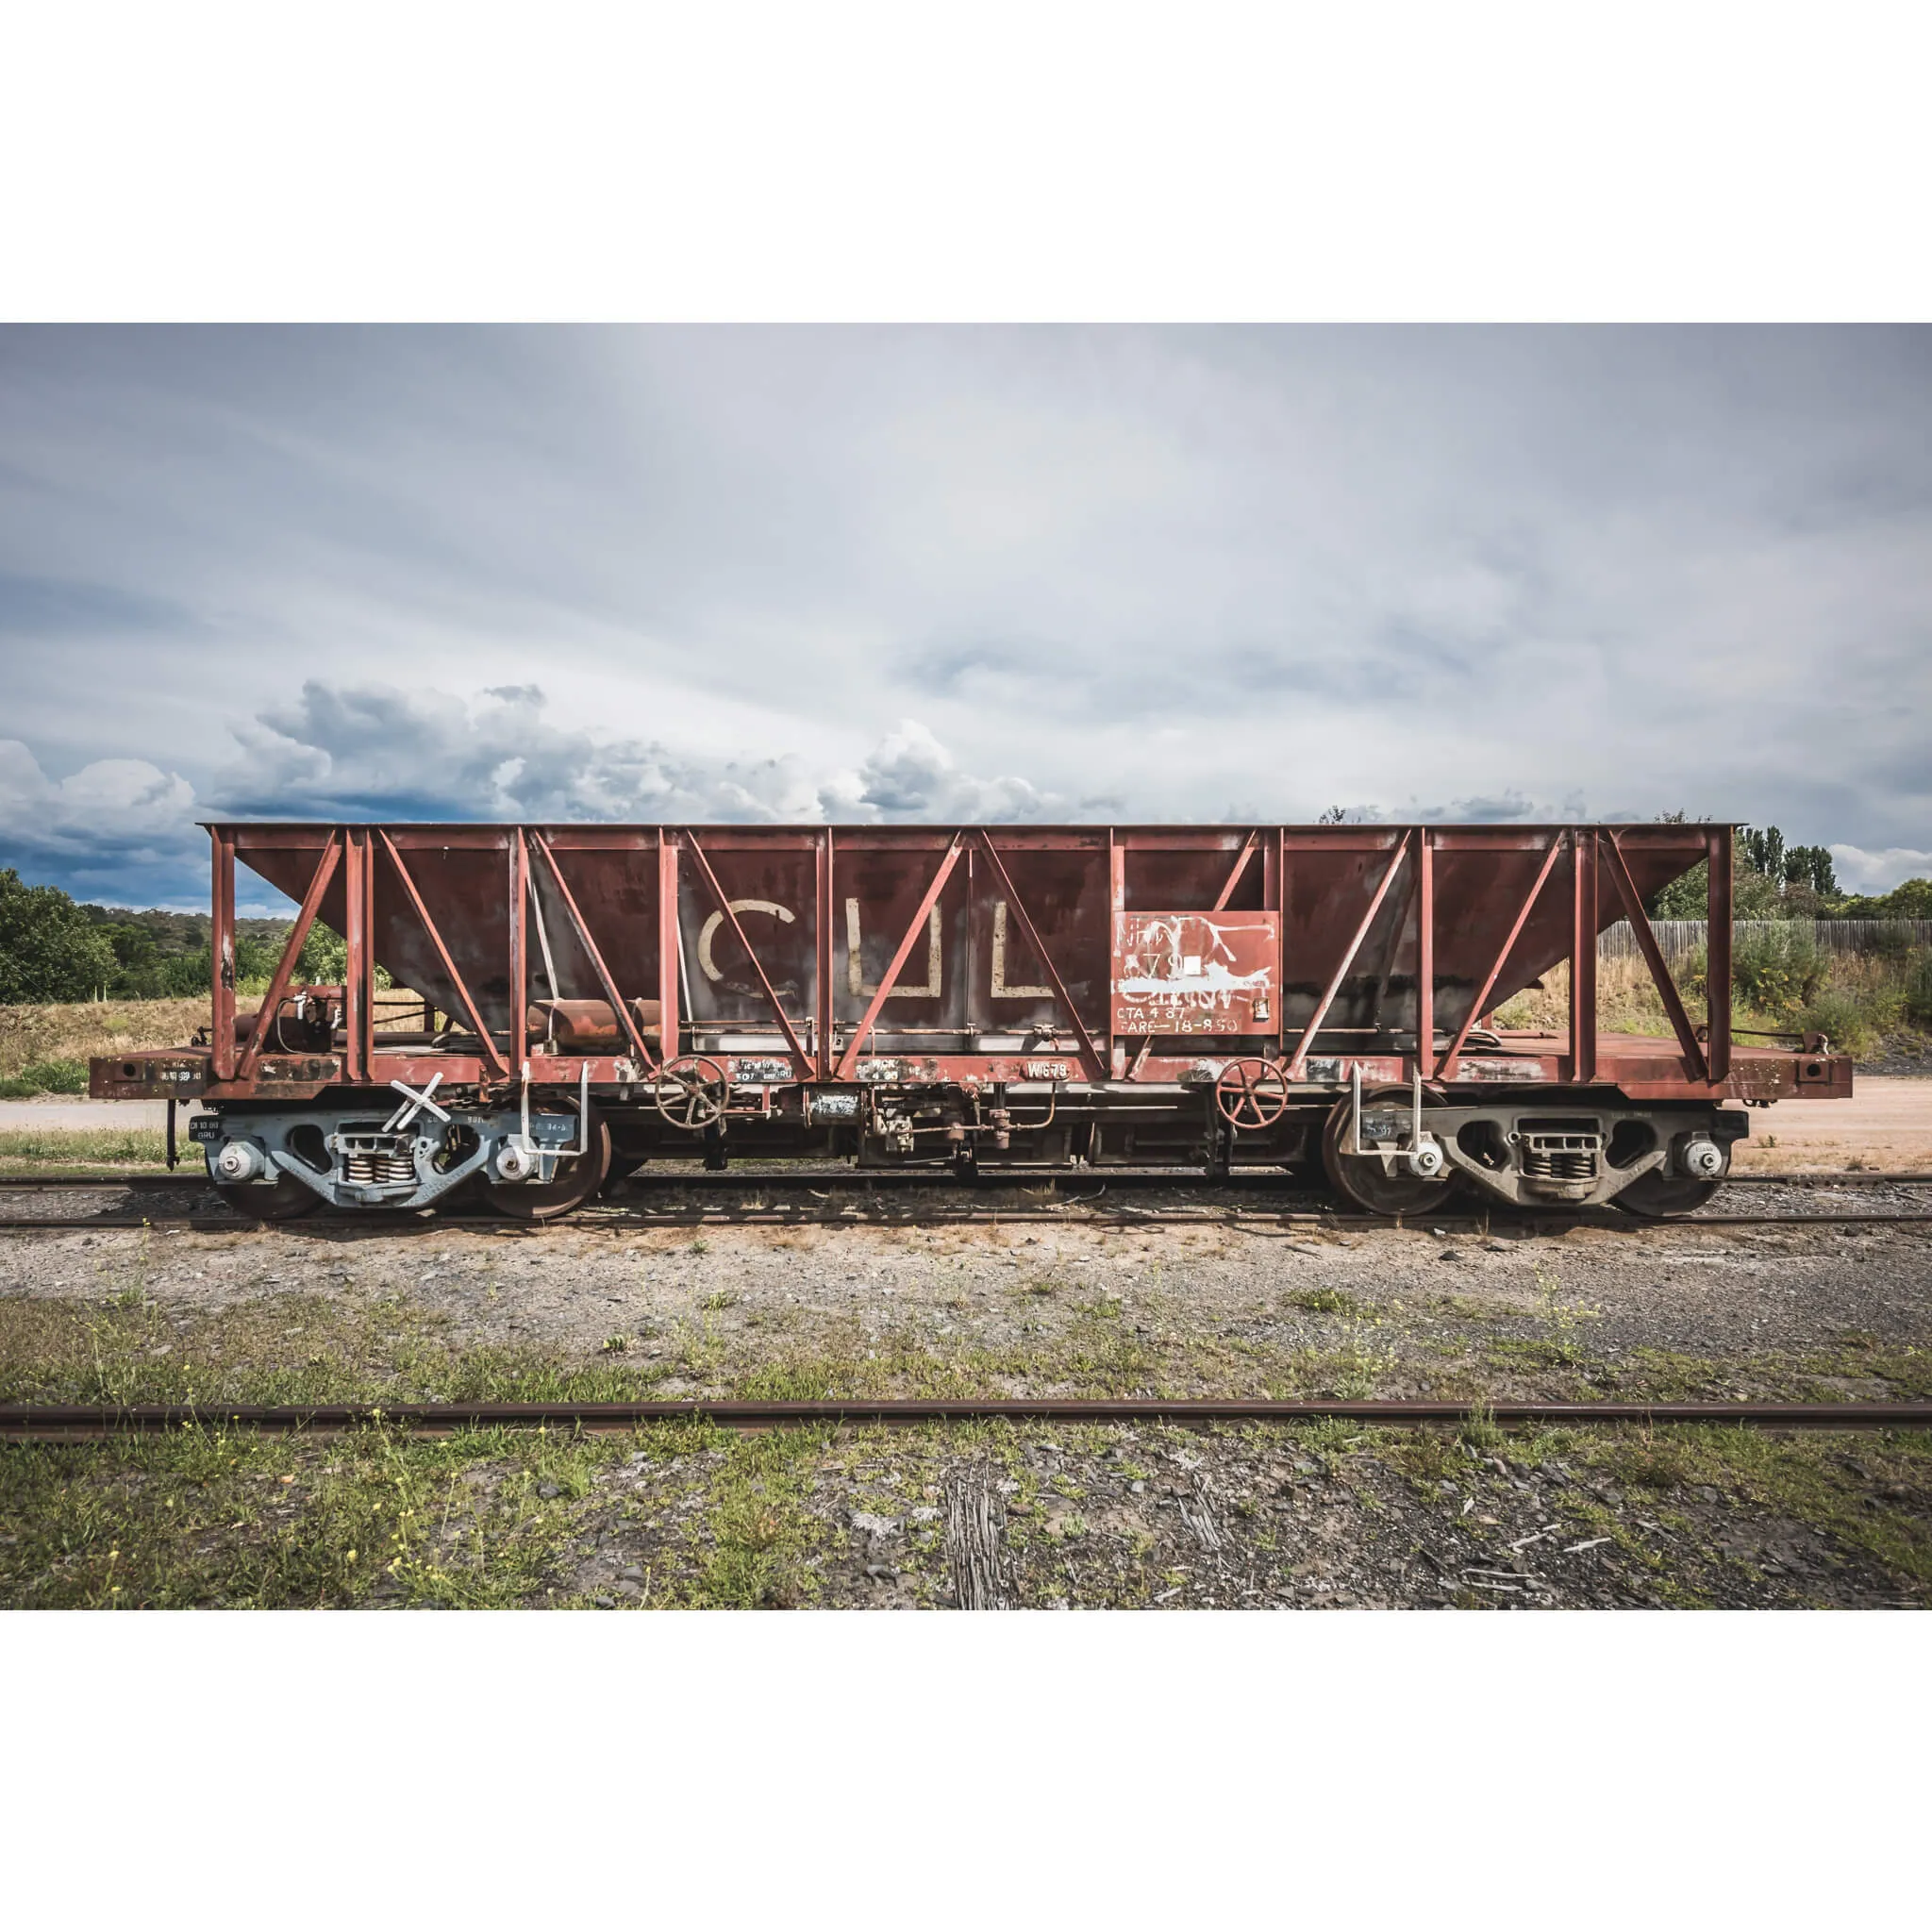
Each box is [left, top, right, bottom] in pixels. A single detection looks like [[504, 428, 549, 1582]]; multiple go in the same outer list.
[[1783, 844, 1839, 898], [101, 924, 158, 974], [0, 869, 119, 1004], [1647, 812, 1702, 918], [1740, 825, 1786, 880], [1647, 818, 1794, 921], [1842, 877, 1932, 920], [145, 931, 288, 998], [1649, 861, 1709, 920], [296, 924, 349, 982], [1733, 867, 1786, 918]]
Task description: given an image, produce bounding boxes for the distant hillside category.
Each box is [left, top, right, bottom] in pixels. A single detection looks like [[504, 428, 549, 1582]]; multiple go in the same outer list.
[[77, 905, 291, 954]]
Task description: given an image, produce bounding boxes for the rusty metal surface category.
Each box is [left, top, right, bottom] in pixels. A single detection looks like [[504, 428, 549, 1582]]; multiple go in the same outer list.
[[89, 819, 1849, 1109], [4, 1398, 1928, 1439], [218, 820, 1712, 1038], [1113, 909, 1278, 1034]]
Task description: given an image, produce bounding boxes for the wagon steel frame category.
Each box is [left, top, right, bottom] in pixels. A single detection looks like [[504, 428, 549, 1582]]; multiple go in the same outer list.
[[98, 817, 1844, 1111], [91, 820, 1855, 1217]]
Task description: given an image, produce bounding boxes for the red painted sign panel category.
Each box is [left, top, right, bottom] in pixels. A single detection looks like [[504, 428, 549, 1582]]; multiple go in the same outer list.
[[1111, 909, 1280, 1035]]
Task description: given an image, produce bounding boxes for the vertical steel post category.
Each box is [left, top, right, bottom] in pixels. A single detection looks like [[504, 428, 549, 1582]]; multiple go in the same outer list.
[[508, 831, 527, 1074], [658, 832, 681, 1064], [1570, 828, 1598, 1084], [363, 826, 377, 1073], [210, 826, 237, 1081], [1271, 826, 1286, 1064], [342, 827, 369, 1084], [816, 827, 835, 1078], [1416, 827, 1435, 1078], [1108, 829, 1125, 1078], [1707, 824, 1732, 1085], [963, 840, 978, 1052]]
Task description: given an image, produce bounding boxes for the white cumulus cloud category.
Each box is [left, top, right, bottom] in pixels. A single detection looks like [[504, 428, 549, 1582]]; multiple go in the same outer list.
[[0, 739, 199, 891], [1828, 844, 1932, 894], [852, 719, 1058, 821], [210, 684, 1063, 830]]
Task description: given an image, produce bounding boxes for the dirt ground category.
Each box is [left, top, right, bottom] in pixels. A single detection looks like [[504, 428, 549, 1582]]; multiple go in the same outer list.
[[1, 1166, 1928, 1609], [4, 1075, 1930, 1608], [1728, 1076, 1932, 1173]]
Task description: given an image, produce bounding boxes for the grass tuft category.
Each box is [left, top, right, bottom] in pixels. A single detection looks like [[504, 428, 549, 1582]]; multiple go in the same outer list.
[[1287, 1287, 1362, 1316], [0, 1127, 176, 1170]]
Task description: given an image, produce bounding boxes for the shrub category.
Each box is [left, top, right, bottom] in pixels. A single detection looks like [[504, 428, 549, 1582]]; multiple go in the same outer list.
[[1906, 952, 1932, 1030], [1800, 990, 1874, 1058], [17, 1059, 89, 1094], [1864, 923, 1920, 960], [1878, 878, 1932, 920], [1729, 925, 1824, 1019]]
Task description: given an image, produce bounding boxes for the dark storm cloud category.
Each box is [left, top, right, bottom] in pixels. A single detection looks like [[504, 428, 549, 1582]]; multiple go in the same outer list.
[[1, 325, 1928, 905]]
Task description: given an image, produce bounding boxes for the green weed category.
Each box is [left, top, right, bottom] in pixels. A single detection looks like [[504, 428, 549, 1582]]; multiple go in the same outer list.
[[1459, 1398, 1502, 1453], [0, 1127, 175, 1169], [1287, 1287, 1362, 1316]]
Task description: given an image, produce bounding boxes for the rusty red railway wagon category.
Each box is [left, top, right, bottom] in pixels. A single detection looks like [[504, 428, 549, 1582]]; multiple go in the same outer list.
[[92, 821, 1852, 1221]]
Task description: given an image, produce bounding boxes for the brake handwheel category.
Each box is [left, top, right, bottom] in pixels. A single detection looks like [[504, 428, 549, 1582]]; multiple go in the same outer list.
[[655, 1055, 732, 1130], [1215, 1058, 1291, 1129]]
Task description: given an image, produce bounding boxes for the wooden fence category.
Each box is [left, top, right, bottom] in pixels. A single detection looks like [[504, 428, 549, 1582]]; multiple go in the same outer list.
[[1597, 919, 1932, 967]]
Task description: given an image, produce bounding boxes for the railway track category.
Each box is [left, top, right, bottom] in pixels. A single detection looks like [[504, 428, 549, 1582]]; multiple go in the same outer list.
[[6, 1169, 1929, 1190], [1, 1207, 1930, 1233], [0, 1169, 1929, 1233], [5, 1396, 1931, 1441]]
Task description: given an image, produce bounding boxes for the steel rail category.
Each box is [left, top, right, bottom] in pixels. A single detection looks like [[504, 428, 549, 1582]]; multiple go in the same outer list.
[[3, 1207, 1932, 1234], [8, 1172, 1314, 1191], [4, 1397, 1930, 1441], [1716, 1174, 1932, 1186], [4, 1168, 1928, 1191]]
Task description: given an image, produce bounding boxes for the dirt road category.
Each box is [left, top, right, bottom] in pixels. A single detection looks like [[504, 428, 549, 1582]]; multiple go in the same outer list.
[[1730, 1077, 1932, 1172]]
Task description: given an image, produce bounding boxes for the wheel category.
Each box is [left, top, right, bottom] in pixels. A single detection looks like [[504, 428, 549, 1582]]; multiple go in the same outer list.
[[1613, 1170, 1723, 1218], [215, 1172, 324, 1221], [480, 1107, 612, 1221], [655, 1056, 731, 1131], [1321, 1087, 1460, 1216], [1216, 1058, 1291, 1129]]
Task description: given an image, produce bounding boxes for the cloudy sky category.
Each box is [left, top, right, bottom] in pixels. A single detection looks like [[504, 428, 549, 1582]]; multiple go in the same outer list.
[[2, 325, 1927, 911]]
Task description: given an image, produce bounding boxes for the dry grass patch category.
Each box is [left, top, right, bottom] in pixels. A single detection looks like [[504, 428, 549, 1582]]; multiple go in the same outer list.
[[0, 1000, 212, 1080]]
